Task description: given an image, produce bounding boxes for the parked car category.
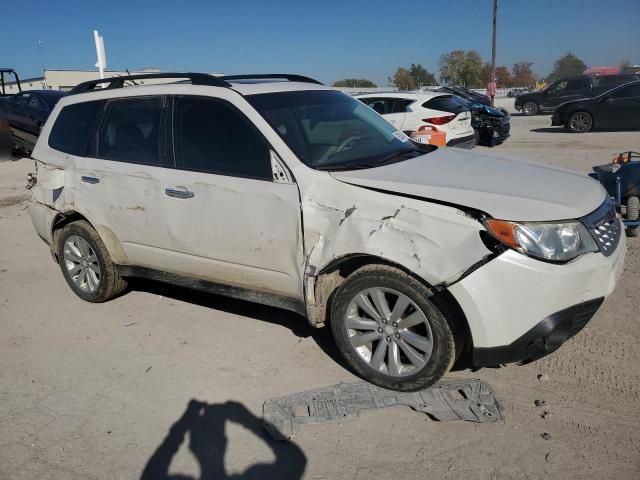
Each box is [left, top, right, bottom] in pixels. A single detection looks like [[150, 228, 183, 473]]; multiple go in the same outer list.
[[515, 74, 639, 115], [507, 87, 529, 97], [0, 90, 65, 151], [356, 92, 476, 148], [435, 86, 491, 106], [551, 81, 640, 132], [468, 102, 510, 146], [28, 72, 625, 392]]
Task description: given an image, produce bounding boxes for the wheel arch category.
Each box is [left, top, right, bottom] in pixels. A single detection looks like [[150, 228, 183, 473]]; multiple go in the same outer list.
[[50, 210, 128, 265], [306, 253, 473, 355]]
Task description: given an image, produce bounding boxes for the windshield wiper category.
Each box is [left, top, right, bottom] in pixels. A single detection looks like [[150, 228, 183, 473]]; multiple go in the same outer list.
[[375, 148, 422, 166], [315, 162, 378, 171], [316, 148, 424, 172]]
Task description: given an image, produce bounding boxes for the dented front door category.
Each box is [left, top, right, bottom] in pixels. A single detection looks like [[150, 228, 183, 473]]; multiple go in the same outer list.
[[162, 170, 303, 298], [162, 95, 304, 298]]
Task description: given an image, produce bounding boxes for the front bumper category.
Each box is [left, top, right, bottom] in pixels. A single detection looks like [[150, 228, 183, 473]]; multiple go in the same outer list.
[[449, 222, 626, 356], [447, 133, 477, 149], [472, 297, 604, 366], [551, 113, 562, 126]]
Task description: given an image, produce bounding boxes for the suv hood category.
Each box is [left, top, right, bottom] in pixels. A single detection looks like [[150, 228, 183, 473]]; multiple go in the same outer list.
[[330, 148, 606, 221]]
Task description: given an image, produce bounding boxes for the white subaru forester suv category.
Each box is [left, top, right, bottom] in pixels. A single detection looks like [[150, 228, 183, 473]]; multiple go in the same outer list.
[[28, 73, 625, 392]]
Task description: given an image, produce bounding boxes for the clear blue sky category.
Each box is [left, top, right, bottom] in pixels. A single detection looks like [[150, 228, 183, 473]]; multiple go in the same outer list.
[[1, 0, 638, 85]]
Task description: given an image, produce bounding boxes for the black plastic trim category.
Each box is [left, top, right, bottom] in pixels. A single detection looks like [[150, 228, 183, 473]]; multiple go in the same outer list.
[[473, 297, 604, 367], [68, 72, 324, 96], [222, 74, 323, 85], [117, 265, 306, 316], [69, 73, 230, 95]]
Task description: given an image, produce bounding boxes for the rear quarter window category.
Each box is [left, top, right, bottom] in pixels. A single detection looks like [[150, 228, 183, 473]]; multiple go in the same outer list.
[[422, 95, 467, 113], [49, 100, 104, 156]]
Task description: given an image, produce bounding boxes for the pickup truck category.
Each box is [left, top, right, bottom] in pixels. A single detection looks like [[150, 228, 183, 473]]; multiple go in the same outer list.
[[515, 74, 640, 115]]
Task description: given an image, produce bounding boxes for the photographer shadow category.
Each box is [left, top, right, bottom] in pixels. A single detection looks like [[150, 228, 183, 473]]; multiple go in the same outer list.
[[140, 399, 306, 480]]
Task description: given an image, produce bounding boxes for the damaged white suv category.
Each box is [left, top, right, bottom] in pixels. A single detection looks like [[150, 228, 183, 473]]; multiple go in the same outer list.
[[28, 73, 625, 391]]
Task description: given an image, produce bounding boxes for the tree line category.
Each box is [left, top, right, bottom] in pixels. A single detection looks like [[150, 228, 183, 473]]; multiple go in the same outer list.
[[333, 52, 603, 90]]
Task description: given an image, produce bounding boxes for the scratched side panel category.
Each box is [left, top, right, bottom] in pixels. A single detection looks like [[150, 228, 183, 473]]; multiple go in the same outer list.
[[70, 156, 170, 268]]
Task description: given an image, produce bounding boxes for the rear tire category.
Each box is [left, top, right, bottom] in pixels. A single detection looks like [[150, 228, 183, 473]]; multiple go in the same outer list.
[[522, 101, 538, 116], [330, 265, 455, 392], [626, 196, 639, 237], [57, 221, 127, 302]]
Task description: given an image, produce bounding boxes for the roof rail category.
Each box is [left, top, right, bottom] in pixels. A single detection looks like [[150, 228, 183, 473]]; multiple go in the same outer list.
[[68, 72, 230, 95], [222, 74, 323, 85]]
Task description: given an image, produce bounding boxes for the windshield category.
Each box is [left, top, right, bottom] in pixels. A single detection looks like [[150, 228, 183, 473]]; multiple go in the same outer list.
[[247, 90, 433, 170]]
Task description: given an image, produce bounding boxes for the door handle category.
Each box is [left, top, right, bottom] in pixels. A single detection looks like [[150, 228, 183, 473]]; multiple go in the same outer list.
[[81, 175, 100, 184], [165, 186, 195, 199]]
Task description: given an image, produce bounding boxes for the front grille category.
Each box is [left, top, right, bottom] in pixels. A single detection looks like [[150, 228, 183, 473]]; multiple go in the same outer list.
[[581, 199, 621, 257]]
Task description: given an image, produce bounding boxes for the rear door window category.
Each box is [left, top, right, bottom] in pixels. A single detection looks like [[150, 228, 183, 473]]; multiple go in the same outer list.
[[360, 98, 411, 115], [96, 97, 164, 166], [360, 97, 387, 115], [173, 96, 271, 180], [49, 100, 104, 156]]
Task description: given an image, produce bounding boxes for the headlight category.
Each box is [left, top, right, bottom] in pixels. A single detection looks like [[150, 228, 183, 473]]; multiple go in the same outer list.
[[485, 219, 599, 262]]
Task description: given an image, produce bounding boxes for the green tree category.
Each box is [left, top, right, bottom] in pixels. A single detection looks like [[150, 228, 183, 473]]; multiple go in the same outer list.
[[408, 63, 436, 87], [332, 78, 378, 88], [393, 67, 417, 90], [548, 53, 587, 81], [438, 50, 483, 87], [512, 62, 536, 87]]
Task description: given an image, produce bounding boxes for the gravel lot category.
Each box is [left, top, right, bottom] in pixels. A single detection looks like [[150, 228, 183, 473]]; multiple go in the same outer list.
[[1, 104, 639, 479]]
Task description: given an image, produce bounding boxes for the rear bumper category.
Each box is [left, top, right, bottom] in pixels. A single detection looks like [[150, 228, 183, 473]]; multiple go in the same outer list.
[[447, 133, 477, 149], [472, 297, 604, 366], [28, 199, 56, 245]]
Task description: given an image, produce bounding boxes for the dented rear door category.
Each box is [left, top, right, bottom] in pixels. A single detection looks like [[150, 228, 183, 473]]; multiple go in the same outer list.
[[73, 96, 170, 268]]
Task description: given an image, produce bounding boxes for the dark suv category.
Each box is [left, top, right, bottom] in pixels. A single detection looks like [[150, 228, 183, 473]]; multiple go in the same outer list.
[[515, 74, 640, 115]]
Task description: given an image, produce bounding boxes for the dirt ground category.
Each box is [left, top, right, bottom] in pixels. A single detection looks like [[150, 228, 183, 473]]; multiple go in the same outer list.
[[1, 104, 639, 479]]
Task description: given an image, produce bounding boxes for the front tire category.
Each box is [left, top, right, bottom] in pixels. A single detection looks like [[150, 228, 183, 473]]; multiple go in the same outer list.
[[330, 265, 455, 392], [566, 111, 593, 133], [522, 101, 539, 116], [57, 221, 127, 302]]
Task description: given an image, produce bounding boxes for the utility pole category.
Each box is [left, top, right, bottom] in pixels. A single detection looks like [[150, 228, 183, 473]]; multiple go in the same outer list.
[[489, 0, 498, 106]]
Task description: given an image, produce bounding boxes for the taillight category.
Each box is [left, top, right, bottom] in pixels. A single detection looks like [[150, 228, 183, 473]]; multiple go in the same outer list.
[[423, 115, 456, 125]]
